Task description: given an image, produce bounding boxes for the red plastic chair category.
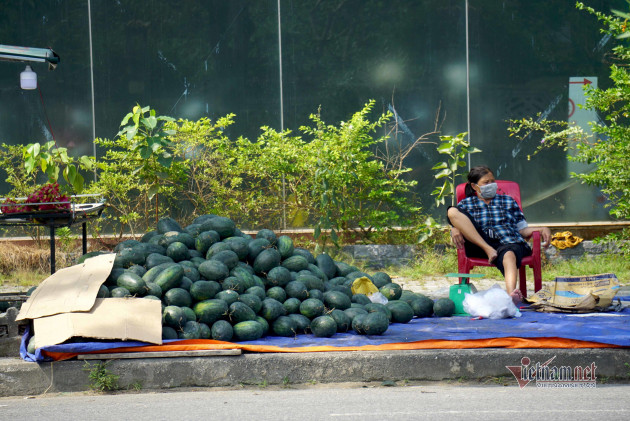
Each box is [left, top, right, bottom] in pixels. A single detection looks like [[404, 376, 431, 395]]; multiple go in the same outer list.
[[454, 180, 542, 295]]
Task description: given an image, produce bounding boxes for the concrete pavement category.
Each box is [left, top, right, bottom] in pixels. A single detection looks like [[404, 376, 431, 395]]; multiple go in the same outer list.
[[1, 347, 629, 397]]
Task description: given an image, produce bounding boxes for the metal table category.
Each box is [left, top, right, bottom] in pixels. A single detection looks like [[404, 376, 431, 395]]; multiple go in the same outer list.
[[0, 196, 106, 274]]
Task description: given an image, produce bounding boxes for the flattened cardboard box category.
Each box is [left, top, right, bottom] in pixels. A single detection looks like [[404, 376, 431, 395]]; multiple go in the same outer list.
[[527, 273, 619, 308], [16, 253, 162, 348], [33, 298, 162, 349]]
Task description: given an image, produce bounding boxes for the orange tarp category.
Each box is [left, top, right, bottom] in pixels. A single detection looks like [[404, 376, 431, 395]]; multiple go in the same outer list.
[[42, 337, 621, 361]]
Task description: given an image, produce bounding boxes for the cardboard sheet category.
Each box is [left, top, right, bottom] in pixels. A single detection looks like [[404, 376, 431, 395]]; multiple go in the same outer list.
[[17, 253, 116, 320], [32, 298, 162, 348], [527, 273, 620, 310]]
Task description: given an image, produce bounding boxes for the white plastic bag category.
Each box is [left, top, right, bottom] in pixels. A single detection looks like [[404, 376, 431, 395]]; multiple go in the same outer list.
[[463, 284, 521, 319], [368, 292, 389, 304]]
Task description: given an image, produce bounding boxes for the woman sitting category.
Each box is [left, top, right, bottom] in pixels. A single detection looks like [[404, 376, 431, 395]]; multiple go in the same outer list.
[[447, 165, 551, 303]]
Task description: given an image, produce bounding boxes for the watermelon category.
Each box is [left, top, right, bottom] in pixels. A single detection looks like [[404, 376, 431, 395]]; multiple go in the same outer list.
[[210, 250, 239, 269], [266, 266, 292, 288], [285, 281, 309, 300], [193, 299, 228, 324], [238, 293, 263, 313], [330, 309, 351, 332], [276, 235, 294, 259], [371, 271, 392, 288], [344, 307, 368, 321], [323, 290, 351, 310], [260, 298, 286, 321], [255, 316, 270, 337], [307, 264, 328, 282], [141, 230, 160, 243], [110, 287, 131, 298], [195, 230, 221, 254], [281, 255, 309, 272], [224, 237, 250, 260], [184, 223, 203, 237], [179, 277, 193, 291], [230, 266, 255, 287], [117, 271, 148, 296], [256, 228, 277, 245], [96, 284, 110, 298], [292, 247, 315, 264], [229, 301, 257, 324], [300, 298, 325, 319], [145, 282, 162, 298], [181, 306, 197, 323], [253, 249, 281, 274], [166, 241, 190, 262], [198, 260, 230, 282], [386, 300, 414, 323], [178, 321, 202, 339], [283, 297, 301, 314], [364, 303, 392, 321], [308, 289, 324, 301], [335, 261, 356, 277], [310, 315, 337, 337], [351, 294, 371, 305], [434, 298, 455, 317], [203, 216, 236, 238], [164, 288, 192, 307], [233, 320, 264, 341], [266, 286, 287, 303], [159, 231, 195, 249], [144, 253, 173, 270], [157, 216, 183, 234], [211, 320, 234, 341], [180, 264, 201, 282], [297, 274, 324, 291], [142, 262, 175, 283], [247, 238, 271, 262], [162, 326, 178, 339], [163, 305, 187, 329], [222, 276, 249, 294], [127, 264, 147, 278], [199, 322, 212, 339], [206, 242, 232, 259], [154, 264, 185, 292], [288, 314, 311, 334], [246, 286, 266, 301], [215, 290, 239, 305], [315, 253, 337, 279], [410, 295, 434, 318], [379, 283, 403, 300], [272, 316, 297, 337], [361, 311, 389, 335]]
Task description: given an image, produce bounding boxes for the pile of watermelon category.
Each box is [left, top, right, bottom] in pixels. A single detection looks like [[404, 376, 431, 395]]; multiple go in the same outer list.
[[95, 215, 456, 342]]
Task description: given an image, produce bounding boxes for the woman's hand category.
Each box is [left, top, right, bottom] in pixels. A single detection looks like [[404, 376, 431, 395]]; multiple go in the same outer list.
[[450, 227, 465, 249]]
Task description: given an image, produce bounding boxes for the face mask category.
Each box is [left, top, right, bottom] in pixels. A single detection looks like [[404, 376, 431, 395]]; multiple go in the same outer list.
[[476, 182, 498, 199]]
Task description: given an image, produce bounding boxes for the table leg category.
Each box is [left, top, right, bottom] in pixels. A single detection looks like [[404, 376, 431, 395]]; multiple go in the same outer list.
[[82, 222, 87, 255], [49, 225, 56, 274]]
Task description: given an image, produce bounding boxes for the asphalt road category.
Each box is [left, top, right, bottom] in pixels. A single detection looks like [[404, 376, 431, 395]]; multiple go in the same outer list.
[[1, 382, 628, 421]]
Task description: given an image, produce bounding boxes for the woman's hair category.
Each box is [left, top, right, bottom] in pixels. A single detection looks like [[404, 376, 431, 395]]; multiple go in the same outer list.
[[464, 165, 493, 197]]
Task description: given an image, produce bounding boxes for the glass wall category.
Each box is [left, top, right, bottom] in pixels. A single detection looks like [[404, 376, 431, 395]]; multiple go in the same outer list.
[[0, 0, 624, 224]]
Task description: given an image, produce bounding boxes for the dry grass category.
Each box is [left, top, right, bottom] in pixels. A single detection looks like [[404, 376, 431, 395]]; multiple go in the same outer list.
[[0, 243, 76, 289]]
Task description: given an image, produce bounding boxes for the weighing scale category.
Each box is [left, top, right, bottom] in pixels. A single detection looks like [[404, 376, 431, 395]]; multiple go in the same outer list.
[[445, 273, 484, 316]]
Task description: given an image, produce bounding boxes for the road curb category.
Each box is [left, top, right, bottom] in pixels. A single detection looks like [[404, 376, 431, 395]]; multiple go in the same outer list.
[[2, 348, 629, 397]]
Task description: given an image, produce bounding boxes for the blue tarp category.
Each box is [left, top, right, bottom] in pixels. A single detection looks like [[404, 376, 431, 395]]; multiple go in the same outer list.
[[21, 306, 630, 362]]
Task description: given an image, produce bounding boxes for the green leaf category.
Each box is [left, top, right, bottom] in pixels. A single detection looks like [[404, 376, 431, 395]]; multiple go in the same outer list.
[[431, 162, 447, 170], [157, 155, 173, 168], [434, 169, 451, 179], [314, 225, 321, 239]]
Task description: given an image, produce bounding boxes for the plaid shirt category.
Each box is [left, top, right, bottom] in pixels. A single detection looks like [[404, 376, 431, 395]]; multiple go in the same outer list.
[[457, 194, 529, 245]]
